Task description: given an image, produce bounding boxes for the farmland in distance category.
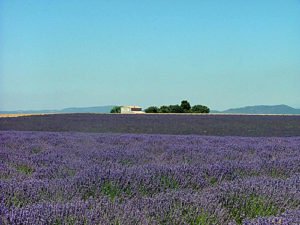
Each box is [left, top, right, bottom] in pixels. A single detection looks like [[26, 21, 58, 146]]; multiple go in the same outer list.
[[0, 113, 300, 136]]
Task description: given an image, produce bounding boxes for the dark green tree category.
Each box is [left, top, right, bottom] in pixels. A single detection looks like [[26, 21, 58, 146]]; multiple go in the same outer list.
[[191, 105, 210, 113], [110, 106, 121, 113], [169, 104, 184, 113], [180, 100, 191, 112], [159, 105, 170, 113], [144, 101, 210, 114], [144, 106, 159, 113]]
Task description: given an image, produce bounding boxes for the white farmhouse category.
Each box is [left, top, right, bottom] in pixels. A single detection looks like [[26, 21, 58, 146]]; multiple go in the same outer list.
[[120, 106, 144, 114]]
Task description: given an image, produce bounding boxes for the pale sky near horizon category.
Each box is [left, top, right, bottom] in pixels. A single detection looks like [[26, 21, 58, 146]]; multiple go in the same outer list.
[[1, 0, 300, 111]]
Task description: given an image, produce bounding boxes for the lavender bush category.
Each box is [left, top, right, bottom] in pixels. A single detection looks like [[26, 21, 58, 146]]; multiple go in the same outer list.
[[0, 131, 299, 224]]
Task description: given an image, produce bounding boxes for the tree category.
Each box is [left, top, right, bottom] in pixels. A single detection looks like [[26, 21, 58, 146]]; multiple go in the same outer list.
[[144, 100, 210, 114], [169, 104, 184, 113], [110, 106, 121, 113], [145, 106, 159, 113], [191, 105, 210, 113], [180, 100, 191, 112], [159, 105, 170, 113]]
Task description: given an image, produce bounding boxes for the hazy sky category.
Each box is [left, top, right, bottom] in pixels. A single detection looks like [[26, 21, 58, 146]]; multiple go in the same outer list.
[[1, 0, 300, 111]]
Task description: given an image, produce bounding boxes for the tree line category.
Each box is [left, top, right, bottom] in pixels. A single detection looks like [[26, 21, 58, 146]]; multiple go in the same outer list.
[[144, 100, 210, 113], [110, 100, 210, 113]]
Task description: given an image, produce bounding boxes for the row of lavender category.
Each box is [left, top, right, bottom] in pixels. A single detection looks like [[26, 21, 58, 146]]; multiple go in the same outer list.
[[0, 131, 299, 224], [1, 113, 300, 136]]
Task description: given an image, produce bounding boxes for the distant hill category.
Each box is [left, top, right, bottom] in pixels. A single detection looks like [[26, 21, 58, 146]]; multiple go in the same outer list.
[[58, 106, 116, 113], [213, 105, 300, 115], [2, 105, 300, 115], [0, 106, 115, 114]]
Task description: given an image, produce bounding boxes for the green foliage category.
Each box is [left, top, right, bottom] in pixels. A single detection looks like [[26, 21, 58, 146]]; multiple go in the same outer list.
[[191, 105, 210, 113], [0, 172, 10, 180], [138, 185, 151, 196], [268, 168, 288, 179], [145, 100, 210, 114], [208, 177, 218, 185], [11, 194, 24, 208], [15, 164, 34, 175], [82, 181, 131, 201], [180, 100, 191, 112], [159, 175, 179, 190], [113, 219, 121, 225], [159, 105, 171, 113], [101, 181, 122, 200], [53, 216, 81, 225], [7, 193, 30, 208], [169, 105, 184, 113], [223, 194, 280, 224], [183, 210, 217, 225], [156, 204, 217, 225], [110, 106, 121, 113], [144, 106, 159, 113]]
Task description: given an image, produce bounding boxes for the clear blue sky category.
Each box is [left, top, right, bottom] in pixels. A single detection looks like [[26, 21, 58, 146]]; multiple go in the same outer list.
[[1, 0, 300, 111]]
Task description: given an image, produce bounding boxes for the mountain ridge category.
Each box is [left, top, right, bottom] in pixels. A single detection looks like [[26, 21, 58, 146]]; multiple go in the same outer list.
[[0, 106, 116, 114], [212, 104, 300, 114]]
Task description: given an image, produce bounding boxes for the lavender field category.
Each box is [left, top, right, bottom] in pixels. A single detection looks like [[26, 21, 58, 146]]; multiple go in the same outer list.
[[1, 114, 300, 136], [0, 131, 299, 224]]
